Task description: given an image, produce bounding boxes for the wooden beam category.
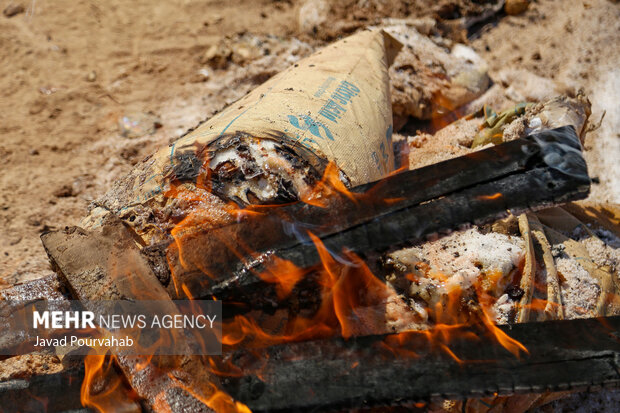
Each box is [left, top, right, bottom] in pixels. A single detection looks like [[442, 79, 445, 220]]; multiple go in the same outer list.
[[167, 127, 591, 301], [221, 316, 620, 412], [40, 217, 219, 413]]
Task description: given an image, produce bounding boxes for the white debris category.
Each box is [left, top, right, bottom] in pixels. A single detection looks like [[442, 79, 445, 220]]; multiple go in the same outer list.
[[556, 257, 601, 319], [391, 228, 525, 300]]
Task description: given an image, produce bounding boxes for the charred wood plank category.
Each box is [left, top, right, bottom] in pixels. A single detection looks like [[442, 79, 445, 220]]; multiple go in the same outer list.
[[0, 273, 71, 303], [3, 317, 618, 412], [0, 274, 72, 355], [221, 316, 620, 412]]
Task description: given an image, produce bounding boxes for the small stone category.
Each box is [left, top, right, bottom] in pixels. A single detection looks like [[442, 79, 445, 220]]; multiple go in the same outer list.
[[232, 44, 256, 64], [201, 43, 232, 69], [29, 149, 39, 155], [53, 184, 75, 198], [298, 0, 329, 34], [7, 234, 22, 246], [86, 70, 97, 82], [3, 3, 25, 18], [189, 68, 210, 83], [505, 0, 529, 15], [118, 112, 162, 139], [26, 215, 41, 227]]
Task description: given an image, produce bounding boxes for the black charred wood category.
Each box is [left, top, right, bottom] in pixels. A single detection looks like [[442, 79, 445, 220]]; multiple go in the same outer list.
[[221, 316, 620, 412]]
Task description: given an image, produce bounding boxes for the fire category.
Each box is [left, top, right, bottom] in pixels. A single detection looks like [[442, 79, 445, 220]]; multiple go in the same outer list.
[[81, 354, 139, 413], [80, 158, 529, 413], [256, 255, 308, 300], [301, 162, 358, 207], [478, 192, 503, 200], [218, 231, 403, 349]]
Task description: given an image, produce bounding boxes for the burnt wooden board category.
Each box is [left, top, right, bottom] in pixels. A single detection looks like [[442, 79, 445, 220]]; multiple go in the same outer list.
[[173, 126, 591, 302], [40, 218, 217, 413], [221, 316, 620, 412]]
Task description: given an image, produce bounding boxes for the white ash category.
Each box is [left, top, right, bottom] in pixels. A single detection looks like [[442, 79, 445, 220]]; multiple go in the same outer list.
[[528, 116, 543, 130], [502, 114, 528, 142], [494, 293, 517, 325], [384, 293, 428, 333], [389, 228, 525, 324], [412, 228, 524, 286], [582, 236, 620, 272], [556, 257, 601, 319]]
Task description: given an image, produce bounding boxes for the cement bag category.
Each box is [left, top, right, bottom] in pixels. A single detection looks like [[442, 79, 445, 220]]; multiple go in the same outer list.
[[84, 29, 401, 243]]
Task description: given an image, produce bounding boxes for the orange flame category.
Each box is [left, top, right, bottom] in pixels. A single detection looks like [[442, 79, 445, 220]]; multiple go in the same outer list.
[[301, 162, 358, 207], [81, 354, 139, 413], [477, 192, 503, 201], [80, 155, 529, 413]]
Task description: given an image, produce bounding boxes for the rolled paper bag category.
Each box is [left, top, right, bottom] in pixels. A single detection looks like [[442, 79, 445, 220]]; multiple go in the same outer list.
[[83, 29, 402, 245]]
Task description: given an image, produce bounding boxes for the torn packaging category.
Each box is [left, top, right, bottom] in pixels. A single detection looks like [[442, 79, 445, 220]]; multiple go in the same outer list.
[[83, 29, 402, 244]]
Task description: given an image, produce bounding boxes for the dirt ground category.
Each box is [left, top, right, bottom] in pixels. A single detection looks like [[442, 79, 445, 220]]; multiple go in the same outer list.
[[0, 0, 619, 410]]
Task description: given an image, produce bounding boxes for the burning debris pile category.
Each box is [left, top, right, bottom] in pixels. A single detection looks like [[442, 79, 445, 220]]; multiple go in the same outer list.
[[0, 18, 619, 413]]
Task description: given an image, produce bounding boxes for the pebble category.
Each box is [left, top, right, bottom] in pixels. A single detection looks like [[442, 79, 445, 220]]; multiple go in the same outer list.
[[86, 71, 97, 82], [7, 234, 22, 246], [202, 44, 232, 69], [298, 0, 329, 34], [189, 68, 210, 83], [53, 184, 75, 198]]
